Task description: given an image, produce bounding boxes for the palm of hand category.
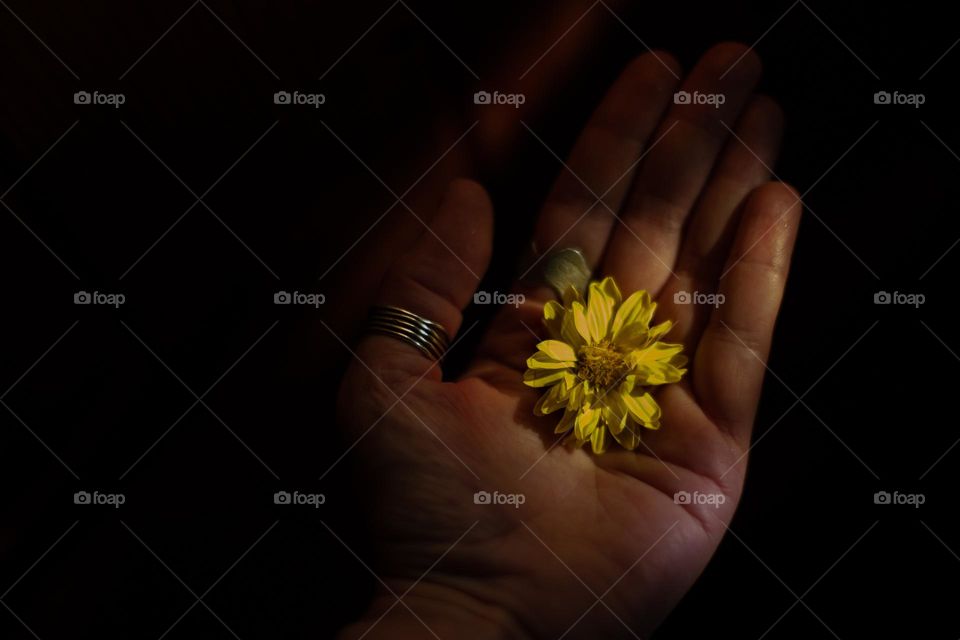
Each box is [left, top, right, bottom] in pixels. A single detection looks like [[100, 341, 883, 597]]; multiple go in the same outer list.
[[342, 302, 746, 638]]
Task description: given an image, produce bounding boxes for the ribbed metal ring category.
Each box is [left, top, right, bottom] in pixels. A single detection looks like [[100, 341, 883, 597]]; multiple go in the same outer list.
[[366, 305, 451, 361]]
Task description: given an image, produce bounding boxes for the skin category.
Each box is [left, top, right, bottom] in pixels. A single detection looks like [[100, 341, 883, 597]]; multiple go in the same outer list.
[[336, 43, 802, 639]]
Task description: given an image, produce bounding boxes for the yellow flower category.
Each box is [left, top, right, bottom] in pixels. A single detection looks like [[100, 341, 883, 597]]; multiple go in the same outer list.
[[523, 277, 687, 454]]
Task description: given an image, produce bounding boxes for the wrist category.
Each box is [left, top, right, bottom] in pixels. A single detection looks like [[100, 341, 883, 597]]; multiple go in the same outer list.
[[339, 581, 531, 640]]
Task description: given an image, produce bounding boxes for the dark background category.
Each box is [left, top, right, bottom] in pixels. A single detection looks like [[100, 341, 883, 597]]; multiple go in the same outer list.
[[1, 1, 957, 637]]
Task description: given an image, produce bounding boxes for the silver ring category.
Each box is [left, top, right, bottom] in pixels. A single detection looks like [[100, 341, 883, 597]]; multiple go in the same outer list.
[[367, 305, 451, 361]]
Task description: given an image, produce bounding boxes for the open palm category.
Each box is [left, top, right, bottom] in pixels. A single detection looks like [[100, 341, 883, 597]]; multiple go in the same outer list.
[[337, 43, 801, 640]]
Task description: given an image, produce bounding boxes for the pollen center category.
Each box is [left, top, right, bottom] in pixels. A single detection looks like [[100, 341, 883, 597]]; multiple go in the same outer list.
[[577, 342, 629, 390]]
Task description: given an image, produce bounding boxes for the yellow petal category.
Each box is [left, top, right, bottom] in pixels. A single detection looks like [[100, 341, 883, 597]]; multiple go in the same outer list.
[[537, 340, 577, 361], [629, 341, 683, 363], [626, 342, 687, 385], [567, 380, 586, 411], [614, 320, 674, 350], [601, 395, 629, 435], [636, 364, 686, 385], [611, 290, 655, 338], [621, 390, 662, 426], [523, 368, 569, 388], [613, 323, 649, 349], [560, 303, 585, 348], [526, 352, 574, 370], [647, 319, 673, 342], [543, 301, 565, 340], [590, 425, 609, 454], [554, 408, 576, 434], [534, 382, 570, 416], [611, 422, 642, 450], [574, 406, 600, 440], [599, 276, 622, 307], [585, 280, 616, 343], [581, 380, 594, 403], [572, 301, 592, 344]]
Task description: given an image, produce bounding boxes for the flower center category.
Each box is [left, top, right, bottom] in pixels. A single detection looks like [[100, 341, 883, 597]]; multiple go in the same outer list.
[[577, 342, 629, 390]]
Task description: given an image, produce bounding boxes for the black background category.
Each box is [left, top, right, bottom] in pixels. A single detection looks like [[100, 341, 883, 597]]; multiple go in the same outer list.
[[1, 1, 958, 638]]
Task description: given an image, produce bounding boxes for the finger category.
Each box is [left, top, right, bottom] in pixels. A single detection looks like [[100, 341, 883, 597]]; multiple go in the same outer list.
[[355, 179, 493, 382], [601, 42, 762, 297], [467, 53, 681, 377], [694, 181, 801, 443], [521, 50, 682, 294], [658, 95, 784, 350]]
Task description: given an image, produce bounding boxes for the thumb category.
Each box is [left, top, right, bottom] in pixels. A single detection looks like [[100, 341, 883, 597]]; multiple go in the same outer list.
[[353, 178, 493, 383]]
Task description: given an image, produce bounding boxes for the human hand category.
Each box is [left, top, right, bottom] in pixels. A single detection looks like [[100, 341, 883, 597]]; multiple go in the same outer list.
[[336, 42, 801, 639]]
